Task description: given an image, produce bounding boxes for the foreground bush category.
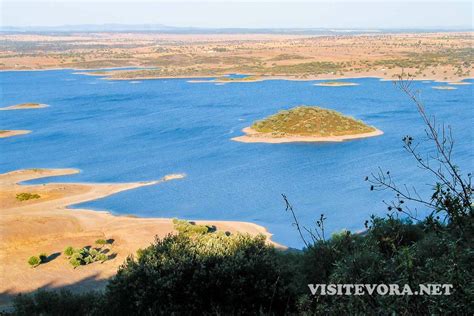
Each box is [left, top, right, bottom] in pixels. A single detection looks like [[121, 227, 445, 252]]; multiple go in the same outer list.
[[13, 216, 473, 315], [297, 216, 474, 314], [104, 229, 297, 315], [13, 290, 103, 316]]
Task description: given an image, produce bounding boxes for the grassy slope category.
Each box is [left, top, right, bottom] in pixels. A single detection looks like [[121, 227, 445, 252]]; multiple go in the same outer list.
[[251, 106, 375, 137]]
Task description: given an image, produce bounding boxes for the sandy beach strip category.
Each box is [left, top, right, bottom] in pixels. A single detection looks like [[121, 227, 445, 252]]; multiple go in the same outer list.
[[0, 168, 279, 308], [231, 127, 383, 144], [0, 130, 31, 138], [447, 81, 471, 85], [432, 86, 457, 90], [313, 82, 359, 87], [0, 103, 49, 110]]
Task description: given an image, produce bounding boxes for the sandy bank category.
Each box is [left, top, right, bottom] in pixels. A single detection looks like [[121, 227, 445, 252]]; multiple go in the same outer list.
[[232, 127, 383, 144], [0, 169, 279, 307], [432, 86, 457, 90], [447, 81, 471, 85], [314, 82, 359, 87], [0, 103, 48, 111], [0, 130, 31, 138]]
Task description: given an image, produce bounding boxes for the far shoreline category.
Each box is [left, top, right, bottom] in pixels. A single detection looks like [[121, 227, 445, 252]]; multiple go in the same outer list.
[[1, 66, 472, 84], [232, 126, 384, 143]]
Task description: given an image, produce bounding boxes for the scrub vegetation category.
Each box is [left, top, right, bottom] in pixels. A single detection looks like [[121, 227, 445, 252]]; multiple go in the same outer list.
[[251, 106, 376, 137], [16, 193, 40, 201]]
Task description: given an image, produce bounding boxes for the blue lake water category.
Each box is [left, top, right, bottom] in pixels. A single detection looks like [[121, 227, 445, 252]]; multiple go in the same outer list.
[[1, 70, 472, 248]]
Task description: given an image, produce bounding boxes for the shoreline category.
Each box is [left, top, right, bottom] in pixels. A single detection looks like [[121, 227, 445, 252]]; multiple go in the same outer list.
[[1, 66, 472, 83], [101, 73, 474, 83], [0, 168, 281, 308], [232, 127, 384, 143]]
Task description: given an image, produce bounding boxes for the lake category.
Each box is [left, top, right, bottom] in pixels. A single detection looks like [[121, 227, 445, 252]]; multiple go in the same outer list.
[[1, 70, 472, 248]]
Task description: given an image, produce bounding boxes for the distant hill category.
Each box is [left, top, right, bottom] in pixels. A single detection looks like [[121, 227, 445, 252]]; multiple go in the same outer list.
[[1, 24, 470, 35]]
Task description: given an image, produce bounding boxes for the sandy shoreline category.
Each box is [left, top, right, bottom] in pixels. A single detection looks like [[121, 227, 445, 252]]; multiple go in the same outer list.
[[98, 72, 473, 83], [1, 65, 472, 83], [0, 130, 31, 138], [232, 127, 384, 143], [0, 168, 279, 308]]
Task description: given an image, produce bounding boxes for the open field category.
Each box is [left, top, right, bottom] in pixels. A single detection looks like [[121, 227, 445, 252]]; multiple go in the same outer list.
[[0, 32, 472, 81], [0, 169, 278, 308]]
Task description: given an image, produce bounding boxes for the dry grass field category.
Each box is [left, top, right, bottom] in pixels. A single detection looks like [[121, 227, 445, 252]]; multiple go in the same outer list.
[[1, 32, 472, 81]]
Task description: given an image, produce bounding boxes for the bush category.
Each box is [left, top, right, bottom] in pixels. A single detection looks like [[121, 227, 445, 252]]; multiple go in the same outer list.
[[104, 230, 297, 315], [297, 216, 474, 314], [63, 246, 75, 257], [13, 290, 103, 316], [28, 256, 40, 268], [64, 245, 111, 268], [172, 218, 212, 235], [16, 193, 40, 201], [95, 239, 107, 246]]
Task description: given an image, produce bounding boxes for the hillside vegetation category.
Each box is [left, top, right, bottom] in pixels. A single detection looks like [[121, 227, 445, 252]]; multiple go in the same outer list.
[[251, 106, 376, 137]]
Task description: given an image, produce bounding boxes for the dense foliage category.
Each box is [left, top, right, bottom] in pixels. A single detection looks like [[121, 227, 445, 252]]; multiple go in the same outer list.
[[105, 225, 297, 315]]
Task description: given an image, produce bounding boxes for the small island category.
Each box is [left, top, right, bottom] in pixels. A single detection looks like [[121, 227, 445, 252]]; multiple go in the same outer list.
[[432, 86, 457, 90], [215, 75, 263, 83], [188, 75, 263, 84], [0, 103, 48, 110], [232, 106, 383, 143], [314, 81, 359, 87], [447, 81, 471, 85], [0, 130, 31, 138]]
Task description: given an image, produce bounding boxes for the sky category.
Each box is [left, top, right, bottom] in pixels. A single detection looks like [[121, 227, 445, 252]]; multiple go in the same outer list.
[[0, 1, 472, 29]]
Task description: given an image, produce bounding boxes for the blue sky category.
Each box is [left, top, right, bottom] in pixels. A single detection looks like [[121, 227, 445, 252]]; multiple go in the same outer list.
[[0, 1, 472, 29]]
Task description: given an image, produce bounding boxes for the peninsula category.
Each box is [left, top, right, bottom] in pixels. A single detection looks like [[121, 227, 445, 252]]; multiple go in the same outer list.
[[0, 169, 278, 307], [0, 130, 31, 138], [232, 106, 383, 143]]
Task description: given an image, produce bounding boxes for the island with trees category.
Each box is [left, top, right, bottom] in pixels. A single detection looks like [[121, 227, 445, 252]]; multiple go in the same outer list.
[[232, 105, 383, 143]]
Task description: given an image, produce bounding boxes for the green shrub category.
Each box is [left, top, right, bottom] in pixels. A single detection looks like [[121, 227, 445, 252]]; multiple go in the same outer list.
[[95, 239, 107, 246], [172, 218, 211, 235], [63, 246, 75, 257], [16, 193, 40, 201], [104, 230, 297, 315], [28, 256, 40, 268], [64, 245, 111, 268], [13, 290, 103, 316]]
